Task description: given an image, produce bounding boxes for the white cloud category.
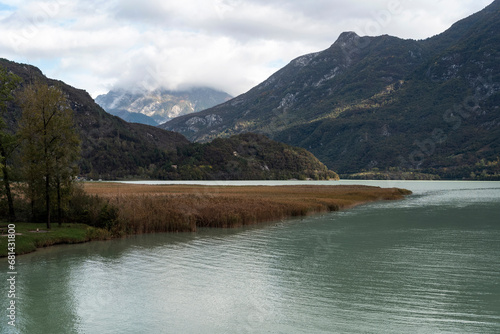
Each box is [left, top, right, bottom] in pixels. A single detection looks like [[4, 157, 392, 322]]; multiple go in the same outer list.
[[0, 0, 494, 97]]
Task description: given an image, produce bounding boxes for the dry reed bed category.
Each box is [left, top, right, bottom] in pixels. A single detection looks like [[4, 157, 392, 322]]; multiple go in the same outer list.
[[84, 183, 412, 233]]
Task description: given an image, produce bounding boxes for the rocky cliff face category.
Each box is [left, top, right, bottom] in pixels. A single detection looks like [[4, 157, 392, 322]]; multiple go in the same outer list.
[[96, 87, 232, 125], [161, 30, 428, 141]]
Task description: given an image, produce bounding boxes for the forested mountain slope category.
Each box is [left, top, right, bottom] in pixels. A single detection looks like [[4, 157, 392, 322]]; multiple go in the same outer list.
[[1, 59, 336, 180], [162, 1, 500, 179]]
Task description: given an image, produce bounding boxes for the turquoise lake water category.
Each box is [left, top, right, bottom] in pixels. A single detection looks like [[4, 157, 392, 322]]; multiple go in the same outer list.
[[1, 181, 500, 333]]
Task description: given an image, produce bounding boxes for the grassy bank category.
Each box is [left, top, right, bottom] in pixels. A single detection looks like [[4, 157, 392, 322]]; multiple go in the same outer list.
[[0, 223, 109, 257], [0, 184, 411, 257]]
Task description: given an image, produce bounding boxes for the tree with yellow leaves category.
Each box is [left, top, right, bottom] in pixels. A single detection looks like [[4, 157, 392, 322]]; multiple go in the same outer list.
[[17, 81, 81, 228]]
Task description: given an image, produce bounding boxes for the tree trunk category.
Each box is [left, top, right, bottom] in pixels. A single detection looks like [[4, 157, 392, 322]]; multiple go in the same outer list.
[[57, 175, 62, 226], [30, 196, 35, 223], [45, 174, 51, 229], [0, 142, 15, 221], [3, 166, 15, 221]]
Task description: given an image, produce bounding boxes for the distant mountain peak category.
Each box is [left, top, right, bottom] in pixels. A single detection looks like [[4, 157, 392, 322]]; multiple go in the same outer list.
[[336, 31, 360, 45], [95, 87, 232, 125]]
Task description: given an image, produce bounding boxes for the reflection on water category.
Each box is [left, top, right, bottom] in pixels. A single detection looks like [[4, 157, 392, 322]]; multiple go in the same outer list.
[[1, 181, 500, 333]]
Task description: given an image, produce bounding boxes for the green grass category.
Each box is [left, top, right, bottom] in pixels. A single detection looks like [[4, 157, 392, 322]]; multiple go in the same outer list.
[[0, 223, 109, 257]]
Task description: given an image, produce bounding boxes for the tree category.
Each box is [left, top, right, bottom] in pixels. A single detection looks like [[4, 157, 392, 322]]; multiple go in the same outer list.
[[0, 66, 21, 221], [17, 81, 81, 228]]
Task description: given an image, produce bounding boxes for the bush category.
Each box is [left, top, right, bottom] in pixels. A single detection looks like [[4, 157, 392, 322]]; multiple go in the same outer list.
[[67, 185, 119, 230]]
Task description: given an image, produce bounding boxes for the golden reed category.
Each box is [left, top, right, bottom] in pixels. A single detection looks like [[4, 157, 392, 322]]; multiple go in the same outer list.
[[84, 183, 412, 234]]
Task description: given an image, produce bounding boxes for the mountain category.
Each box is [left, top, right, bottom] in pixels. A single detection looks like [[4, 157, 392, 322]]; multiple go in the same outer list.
[[1, 58, 336, 180], [162, 1, 500, 179], [95, 87, 232, 125], [0, 58, 191, 179]]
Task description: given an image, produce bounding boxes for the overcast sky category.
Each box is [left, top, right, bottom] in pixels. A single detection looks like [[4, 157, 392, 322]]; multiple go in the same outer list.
[[0, 0, 493, 98]]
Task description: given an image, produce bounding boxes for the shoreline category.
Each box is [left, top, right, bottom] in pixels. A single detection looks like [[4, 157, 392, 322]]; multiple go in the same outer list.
[[1, 184, 412, 257]]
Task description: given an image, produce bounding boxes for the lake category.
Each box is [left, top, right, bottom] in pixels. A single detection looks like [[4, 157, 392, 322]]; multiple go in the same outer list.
[[1, 180, 500, 333]]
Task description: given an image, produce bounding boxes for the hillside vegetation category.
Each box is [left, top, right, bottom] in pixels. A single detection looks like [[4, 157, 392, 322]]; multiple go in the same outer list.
[[162, 1, 500, 180], [0, 59, 336, 180]]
